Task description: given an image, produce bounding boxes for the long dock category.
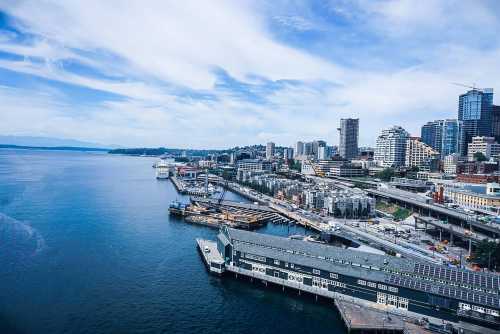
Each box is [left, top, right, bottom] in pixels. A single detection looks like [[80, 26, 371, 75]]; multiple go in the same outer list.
[[335, 299, 404, 333]]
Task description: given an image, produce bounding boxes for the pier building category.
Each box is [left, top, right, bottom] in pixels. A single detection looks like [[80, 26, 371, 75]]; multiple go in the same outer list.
[[204, 227, 500, 333]]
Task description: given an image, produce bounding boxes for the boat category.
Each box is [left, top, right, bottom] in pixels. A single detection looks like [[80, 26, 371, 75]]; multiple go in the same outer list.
[[169, 200, 188, 216], [156, 160, 170, 179]]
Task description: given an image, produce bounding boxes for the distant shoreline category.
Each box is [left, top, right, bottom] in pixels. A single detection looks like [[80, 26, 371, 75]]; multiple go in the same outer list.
[[0, 144, 109, 152]]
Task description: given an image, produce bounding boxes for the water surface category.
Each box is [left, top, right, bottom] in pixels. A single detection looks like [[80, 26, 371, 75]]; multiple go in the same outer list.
[[0, 149, 345, 334]]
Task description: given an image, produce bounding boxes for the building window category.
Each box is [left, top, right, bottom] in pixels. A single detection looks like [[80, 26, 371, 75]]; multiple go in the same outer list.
[[388, 286, 398, 293], [357, 280, 366, 286], [377, 292, 386, 304], [398, 297, 408, 310], [387, 295, 398, 307]]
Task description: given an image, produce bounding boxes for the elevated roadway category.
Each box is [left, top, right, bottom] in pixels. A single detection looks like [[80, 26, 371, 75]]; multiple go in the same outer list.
[[366, 188, 500, 239]]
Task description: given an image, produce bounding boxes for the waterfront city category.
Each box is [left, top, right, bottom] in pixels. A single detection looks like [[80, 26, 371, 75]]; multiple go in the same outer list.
[[2, 2, 500, 334]]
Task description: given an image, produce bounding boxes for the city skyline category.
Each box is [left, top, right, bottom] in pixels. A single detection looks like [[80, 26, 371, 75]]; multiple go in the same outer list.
[[1, 2, 500, 149]]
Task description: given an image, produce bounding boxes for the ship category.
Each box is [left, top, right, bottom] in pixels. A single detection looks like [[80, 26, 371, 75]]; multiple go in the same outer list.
[[155, 160, 170, 179]]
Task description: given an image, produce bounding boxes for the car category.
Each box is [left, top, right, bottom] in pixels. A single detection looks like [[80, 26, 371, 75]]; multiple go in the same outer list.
[[204, 246, 210, 253]]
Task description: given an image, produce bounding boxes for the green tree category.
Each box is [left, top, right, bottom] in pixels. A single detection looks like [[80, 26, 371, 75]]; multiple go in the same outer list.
[[376, 168, 395, 181], [473, 152, 487, 162], [472, 241, 500, 270], [289, 160, 301, 171]]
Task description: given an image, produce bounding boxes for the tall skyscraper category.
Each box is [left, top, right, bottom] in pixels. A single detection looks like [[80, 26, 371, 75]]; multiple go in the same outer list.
[[374, 126, 409, 167], [266, 142, 275, 160], [295, 141, 304, 157], [421, 119, 462, 157], [338, 118, 359, 161], [310, 140, 325, 159], [492, 105, 500, 143], [283, 147, 294, 160], [421, 121, 442, 152], [317, 146, 331, 160], [304, 142, 314, 156], [458, 88, 494, 155], [441, 119, 462, 157]]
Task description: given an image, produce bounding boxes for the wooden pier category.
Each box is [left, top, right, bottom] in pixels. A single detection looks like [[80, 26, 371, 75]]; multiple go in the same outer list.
[[335, 299, 404, 334]]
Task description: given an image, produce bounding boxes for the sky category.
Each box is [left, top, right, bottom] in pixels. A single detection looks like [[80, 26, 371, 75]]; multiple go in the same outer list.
[[1, 0, 500, 149]]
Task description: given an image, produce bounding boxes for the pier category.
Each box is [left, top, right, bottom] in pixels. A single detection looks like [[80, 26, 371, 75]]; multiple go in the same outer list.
[[196, 238, 224, 275], [335, 299, 404, 333], [170, 176, 213, 196], [191, 197, 294, 226]]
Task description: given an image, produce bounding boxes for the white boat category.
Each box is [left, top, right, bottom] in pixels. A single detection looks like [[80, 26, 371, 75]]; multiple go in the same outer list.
[[156, 160, 170, 179]]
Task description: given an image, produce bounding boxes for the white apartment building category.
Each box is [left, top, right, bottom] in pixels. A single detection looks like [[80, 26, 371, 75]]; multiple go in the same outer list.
[[374, 126, 410, 167], [443, 153, 460, 175], [467, 136, 500, 161]]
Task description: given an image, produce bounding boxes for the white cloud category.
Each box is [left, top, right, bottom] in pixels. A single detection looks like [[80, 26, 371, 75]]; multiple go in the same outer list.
[[0, 0, 344, 89], [0, 0, 500, 148]]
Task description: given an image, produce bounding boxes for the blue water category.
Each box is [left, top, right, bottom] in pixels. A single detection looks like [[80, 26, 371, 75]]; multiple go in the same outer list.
[[0, 149, 345, 334]]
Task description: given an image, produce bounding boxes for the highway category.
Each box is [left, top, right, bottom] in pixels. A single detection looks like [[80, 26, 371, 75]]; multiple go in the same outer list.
[[366, 188, 500, 237]]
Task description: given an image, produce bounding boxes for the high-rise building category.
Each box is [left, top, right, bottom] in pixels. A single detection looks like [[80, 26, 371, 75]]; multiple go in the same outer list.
[[338, 118, 359, 161], [266, 142, 275, 160], [458, 88, 494, 155], [492, 105, 500, 143], [421, 119, 462, 157], [304, 142, 314, 156], [312, 140, 326, 159], [441, 119, 462, 157], [405, 137, 440, 172], [421, 120, 443, 152], [283, 147, 294, 160], [295, 141, 304, 157], [374, 126, 409, 167], [318, 146, 331, 160]]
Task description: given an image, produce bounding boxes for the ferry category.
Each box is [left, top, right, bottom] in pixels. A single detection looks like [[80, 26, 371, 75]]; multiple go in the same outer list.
[[155, 160, 170, 179]]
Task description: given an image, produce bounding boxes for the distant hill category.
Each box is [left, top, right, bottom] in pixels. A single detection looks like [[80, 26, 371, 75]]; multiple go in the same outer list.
[[0, 136, 119, 149], [0, 144, 109, 152], [108, 147, 227, 157]]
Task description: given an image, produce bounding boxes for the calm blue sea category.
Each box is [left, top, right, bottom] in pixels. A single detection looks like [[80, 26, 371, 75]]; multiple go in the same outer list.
[[0, 149, 345, 334]]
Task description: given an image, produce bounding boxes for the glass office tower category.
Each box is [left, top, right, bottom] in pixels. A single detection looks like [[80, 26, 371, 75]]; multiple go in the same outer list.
[[458, 88, 493, 155]]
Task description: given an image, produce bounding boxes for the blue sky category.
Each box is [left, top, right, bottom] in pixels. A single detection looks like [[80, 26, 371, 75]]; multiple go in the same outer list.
[[1, 0, 500, 148]]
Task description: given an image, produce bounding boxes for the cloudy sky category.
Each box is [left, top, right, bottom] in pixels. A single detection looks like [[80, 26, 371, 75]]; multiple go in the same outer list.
[[1, 1, 500, 149]]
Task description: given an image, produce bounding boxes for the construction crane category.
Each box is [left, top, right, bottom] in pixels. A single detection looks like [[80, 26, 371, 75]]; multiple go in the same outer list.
[[451, 82, 484, 92], [217, 179, 228, 206]]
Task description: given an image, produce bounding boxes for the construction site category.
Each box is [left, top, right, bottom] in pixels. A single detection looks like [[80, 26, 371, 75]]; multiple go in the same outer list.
[[169, 180, 293, 230]]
